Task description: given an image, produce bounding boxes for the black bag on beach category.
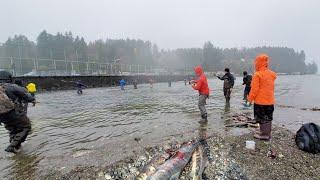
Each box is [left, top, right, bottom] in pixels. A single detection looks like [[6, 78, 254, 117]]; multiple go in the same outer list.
[[295, 123, 320, 154]]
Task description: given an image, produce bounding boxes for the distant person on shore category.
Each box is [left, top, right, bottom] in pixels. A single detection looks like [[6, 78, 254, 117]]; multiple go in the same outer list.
[[242, 71, 252, 105], [119, 79, 126, 90], [26, 82, 37, 98], [0, 71, 36, 153], [217, 68, 235, 102], [184, 79, 187, 86], [133, 80, 138, 89], [191, 66, 210, 122], [76, 80, 86, 94], [188, 76, 192, 85], [168, 79, 172, 87], [248, 54, 277, 140]]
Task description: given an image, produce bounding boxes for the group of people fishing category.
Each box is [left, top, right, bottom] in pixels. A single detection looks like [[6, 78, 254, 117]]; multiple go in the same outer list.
[[192, 54, 276, 141], [0, 53, 275, 154]]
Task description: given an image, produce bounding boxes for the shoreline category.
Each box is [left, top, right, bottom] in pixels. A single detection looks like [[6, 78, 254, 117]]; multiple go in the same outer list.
[[33, 125, 320, 180]]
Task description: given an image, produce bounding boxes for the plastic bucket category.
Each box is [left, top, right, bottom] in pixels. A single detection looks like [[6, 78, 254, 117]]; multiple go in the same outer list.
[[246, 140, 255, 150]]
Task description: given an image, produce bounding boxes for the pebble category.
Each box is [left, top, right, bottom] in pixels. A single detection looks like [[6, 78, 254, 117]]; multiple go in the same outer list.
[[97, 171, 104, 177], [278, 154, 284, 158], [138, 156, 147, 161], [104, 173, 112, 180]]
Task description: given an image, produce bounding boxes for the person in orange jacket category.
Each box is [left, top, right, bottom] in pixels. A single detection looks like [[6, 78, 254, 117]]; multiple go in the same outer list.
[[191, 66, 210, 122], [248, 54, 277, 140]]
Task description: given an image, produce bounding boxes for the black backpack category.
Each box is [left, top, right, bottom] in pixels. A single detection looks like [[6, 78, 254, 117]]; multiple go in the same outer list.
[[295, 123, 320, 154]]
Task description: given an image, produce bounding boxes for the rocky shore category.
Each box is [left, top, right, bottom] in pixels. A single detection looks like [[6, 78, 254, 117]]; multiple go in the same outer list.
[[36, 126, 320, 180]]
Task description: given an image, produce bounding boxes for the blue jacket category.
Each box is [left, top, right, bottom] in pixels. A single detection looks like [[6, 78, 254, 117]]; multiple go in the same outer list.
[[119, 79, 126, 86]]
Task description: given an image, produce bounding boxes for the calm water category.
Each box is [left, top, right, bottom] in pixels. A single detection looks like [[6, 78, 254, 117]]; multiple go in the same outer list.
[[0, 75, 319, 179]]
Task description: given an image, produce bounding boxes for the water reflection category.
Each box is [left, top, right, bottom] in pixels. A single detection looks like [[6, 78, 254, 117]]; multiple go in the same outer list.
[[198, 121, 208, 141], [222, 101, 232, 127], [224, 101, 231, 114], [198, 120, 212, 163]]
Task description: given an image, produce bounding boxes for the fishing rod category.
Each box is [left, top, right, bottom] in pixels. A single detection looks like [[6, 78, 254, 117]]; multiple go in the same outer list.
[[60, 79, 76, 83]]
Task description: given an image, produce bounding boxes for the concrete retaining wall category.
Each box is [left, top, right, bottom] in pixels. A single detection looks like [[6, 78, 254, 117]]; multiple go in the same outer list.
[[14, 75, 187, 91]]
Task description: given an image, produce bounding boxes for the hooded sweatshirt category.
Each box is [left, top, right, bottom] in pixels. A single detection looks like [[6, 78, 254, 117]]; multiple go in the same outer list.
[[192, 66, 210, 95], [248, 54, 277, 105]]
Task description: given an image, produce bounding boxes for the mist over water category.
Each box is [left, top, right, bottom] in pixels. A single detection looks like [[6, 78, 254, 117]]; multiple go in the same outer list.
[[0, 75, 319, 179]]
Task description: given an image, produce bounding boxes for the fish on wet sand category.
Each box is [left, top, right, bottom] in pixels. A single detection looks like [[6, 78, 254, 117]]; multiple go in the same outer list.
[[149, 141, 199, 180], [135, 152, 170, 180], [189, 145, 208, 180]]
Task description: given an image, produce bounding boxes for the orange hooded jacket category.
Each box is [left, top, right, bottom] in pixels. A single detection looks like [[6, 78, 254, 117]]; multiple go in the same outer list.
[[192, 66, 210, 95], [248, 54, 277, 105]]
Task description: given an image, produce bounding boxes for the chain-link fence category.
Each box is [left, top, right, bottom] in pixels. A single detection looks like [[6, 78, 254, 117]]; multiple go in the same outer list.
[[0, 57, 193, 76], [0, 43, 196, 76]]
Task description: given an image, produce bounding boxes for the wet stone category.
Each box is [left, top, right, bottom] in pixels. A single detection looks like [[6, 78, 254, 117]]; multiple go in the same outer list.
[[104, 173, 112, 180]]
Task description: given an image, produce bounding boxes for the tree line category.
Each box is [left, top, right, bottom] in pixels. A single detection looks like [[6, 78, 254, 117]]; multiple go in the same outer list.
[[0, 30, 317, 74]]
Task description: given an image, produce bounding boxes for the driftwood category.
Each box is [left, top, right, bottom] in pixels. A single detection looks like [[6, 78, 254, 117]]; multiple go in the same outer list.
[[225, 122, 248, 127], [226, 113, 260, 128]]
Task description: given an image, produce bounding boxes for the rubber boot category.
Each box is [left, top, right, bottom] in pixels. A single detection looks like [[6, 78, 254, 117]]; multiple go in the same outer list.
[[199, 114, 208, 123], [254, 122, 271, 140], [5, 145, 18, 153]]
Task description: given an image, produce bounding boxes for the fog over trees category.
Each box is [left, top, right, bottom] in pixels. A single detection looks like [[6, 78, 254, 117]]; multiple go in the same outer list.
[[0, 30, 317, 74]]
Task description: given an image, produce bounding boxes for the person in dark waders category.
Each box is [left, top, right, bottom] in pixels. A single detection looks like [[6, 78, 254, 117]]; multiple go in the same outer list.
[[119, 79, 126, 90], [191, 66, 210, 123], [242, 71, 252, 105], [0, 71, 36, 153], [76, 80, 86, 94], [248, 54, 277, 140], [133, 80, 138, 89], [217, 68, 235, 102]]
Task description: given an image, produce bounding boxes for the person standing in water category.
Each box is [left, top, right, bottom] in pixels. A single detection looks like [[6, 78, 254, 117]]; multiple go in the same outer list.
[[217, 68, 235, 102], [119, 79, 126, 90], [168, 79, 172, 87], [242, 71, 252, 105], [133, 79, 138, 89], [0, 71, 36, 153], [191, 66, 210, 122], [76, 80, 86, 94], [248, 54, 277, 140], [149, 78, 154, 88]]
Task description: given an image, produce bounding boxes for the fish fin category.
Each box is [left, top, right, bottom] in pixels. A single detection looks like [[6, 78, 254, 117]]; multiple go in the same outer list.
[[169, 173, 180, 180]]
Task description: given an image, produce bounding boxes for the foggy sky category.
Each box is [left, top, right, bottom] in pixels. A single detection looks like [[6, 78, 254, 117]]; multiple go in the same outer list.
[[1, 0, 319, 64]]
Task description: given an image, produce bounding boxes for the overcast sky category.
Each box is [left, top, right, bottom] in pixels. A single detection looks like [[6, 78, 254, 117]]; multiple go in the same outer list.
[[1, 0, 319, 64]]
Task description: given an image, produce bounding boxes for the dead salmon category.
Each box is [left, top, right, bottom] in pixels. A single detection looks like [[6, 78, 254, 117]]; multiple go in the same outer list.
[[149, 141, 199, 180], [189, 145, 208, 180], [135, 152, 170, 180]]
